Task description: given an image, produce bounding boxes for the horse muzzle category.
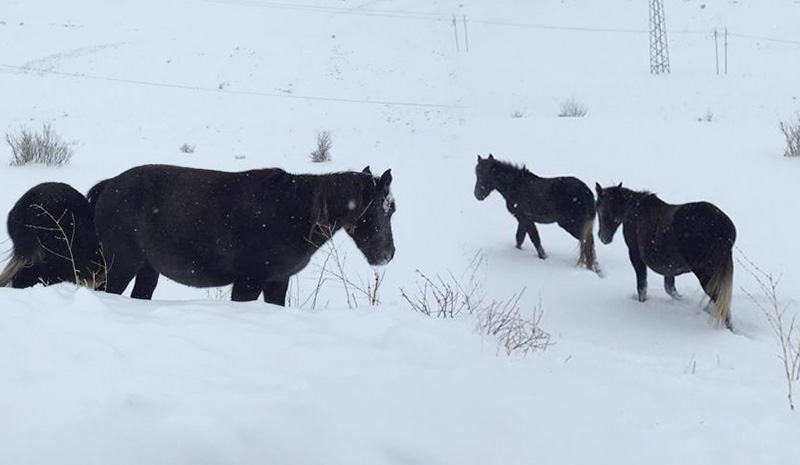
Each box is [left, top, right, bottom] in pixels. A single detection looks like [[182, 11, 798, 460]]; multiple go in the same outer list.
[[368, 246, 395, 266]]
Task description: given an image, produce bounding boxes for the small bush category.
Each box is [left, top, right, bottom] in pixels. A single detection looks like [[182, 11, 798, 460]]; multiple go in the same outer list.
[[697, 109, 714, 122], [558, 98, 588, 118], [310, 131, 332, 163], [400, 253, 551, 356], [180, 143, 195, 154], [780, 114, 800, 157], [6, 123, 75, 166], [510, 110, 525, 119]]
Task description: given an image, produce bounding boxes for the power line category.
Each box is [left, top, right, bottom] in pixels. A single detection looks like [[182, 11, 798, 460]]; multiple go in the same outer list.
[[0, 63, 464, 109], [201, 0, 800, 45], [727, 32, 800, 46]]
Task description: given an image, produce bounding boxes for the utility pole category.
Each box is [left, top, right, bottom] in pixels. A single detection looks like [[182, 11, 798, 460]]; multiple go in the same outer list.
[[649, 0, 670, 74]]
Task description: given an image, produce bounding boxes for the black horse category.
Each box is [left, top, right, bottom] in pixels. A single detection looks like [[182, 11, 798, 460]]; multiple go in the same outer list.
[[594, 183, 736, 329], [474, 154, 597, 270], [88, 164, 396, 305], [1, 182, 102, 288]]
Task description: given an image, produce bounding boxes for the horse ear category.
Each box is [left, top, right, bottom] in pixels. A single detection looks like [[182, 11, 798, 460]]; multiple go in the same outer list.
[[595, 183, 603, 197], [477, 154, 482, 162], [378, 169, 392, 188], [617, 182, 623, 188], [488, 154, 495, 160], [362, 166, 372, 175]]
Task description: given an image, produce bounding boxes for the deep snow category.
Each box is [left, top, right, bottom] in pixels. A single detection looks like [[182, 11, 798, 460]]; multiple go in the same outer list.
[[1, 0, 799, 463]]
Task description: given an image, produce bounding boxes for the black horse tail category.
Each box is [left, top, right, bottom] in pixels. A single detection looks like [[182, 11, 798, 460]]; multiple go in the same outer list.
[[707, 243, 734, 330], [577, 216, 598, 272]]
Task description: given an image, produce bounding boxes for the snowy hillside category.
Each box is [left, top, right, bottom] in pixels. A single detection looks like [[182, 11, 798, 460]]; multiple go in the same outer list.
[[1, 0, 799, 463]]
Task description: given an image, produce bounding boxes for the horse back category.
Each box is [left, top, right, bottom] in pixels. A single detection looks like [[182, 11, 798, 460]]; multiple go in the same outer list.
[[517, 175, 594, 222], [91, 164, 316, 285], [672, 201, 736, 264]]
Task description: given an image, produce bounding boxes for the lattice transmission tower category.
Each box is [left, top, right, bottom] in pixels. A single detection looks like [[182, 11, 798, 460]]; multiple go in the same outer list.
[[649, 0, 670, 74]]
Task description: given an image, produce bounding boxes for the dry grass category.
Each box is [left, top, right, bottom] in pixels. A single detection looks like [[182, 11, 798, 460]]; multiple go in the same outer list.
[[6, 123, 75, 166], [779, 113, 800, 157], [738, 251, 800, 410], [400, 252, 551, 356], [558, 98, 588, 118]]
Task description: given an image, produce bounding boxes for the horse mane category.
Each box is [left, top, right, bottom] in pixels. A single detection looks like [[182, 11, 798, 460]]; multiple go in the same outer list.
[[490, 157, 535, 178]]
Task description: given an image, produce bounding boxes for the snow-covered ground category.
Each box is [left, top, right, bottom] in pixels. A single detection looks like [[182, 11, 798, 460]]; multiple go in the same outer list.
[[1, 0, 799, 463]]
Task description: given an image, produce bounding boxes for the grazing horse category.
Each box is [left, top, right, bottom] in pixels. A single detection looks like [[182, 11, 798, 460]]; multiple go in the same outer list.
[[88, 164, 396, 305], [1, 182, 102, 288], [594, 183, 736, 329], [474, 154, 597, 270]]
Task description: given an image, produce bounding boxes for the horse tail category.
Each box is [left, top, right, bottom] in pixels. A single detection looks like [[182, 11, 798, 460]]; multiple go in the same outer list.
[[0, 255, 26, 287], [0, 246, 46, 287], [577, 216, 598, 271], [707, 244, 734, 330]]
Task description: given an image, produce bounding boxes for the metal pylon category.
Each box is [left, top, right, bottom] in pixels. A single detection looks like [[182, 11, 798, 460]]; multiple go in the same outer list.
[[649, 0, 670, 74]]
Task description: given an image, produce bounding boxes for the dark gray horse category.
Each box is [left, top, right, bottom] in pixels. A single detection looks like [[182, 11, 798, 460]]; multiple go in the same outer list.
[[88, 164, 396, 305], [474, 154, 597, 270], [595, 183, 736, 329]]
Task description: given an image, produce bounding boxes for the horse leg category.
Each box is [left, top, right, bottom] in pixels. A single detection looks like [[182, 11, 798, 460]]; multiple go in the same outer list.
[[263, 278, 290, 306], [664, 276, 681, 299], [522, 219, 547, 259], [102, 249, 142, 295], [131, 260, 160, 300], [628, 248, 648, 302], [515, 222, 526, 249], [231, 276, 264, 302]]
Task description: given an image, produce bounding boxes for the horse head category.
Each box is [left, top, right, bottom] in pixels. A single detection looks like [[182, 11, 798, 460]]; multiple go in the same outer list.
[[474, 154, 497, 200], [343, 169, 396, 266], [595, 182, 627, 245]]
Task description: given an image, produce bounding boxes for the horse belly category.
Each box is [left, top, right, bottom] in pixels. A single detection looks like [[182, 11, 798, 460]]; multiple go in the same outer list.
[[646, 259, 691, 277], [642, 242, 691, 276], [144, 238, 240, 288]]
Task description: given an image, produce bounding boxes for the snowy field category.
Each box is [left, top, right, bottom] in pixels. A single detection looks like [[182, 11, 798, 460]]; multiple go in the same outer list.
[[1, 0, 800, 463]]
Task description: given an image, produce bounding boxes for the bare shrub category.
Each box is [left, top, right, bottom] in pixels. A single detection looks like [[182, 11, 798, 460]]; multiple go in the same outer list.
[[779, 114, 800, 157], [310, 131, 333, 163], [6, 123, 75, 166], [476, 290, 551, 356], [558, 98, 588, 118], [205, 287, 231, 300], [510, 110, 525, 119], [400, 252, 550, 356], [180, 143, 195, 154], [738, 251, 800, 410]]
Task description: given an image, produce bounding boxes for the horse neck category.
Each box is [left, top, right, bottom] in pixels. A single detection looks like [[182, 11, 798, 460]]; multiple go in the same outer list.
[[492, 164, 534, 200], [622, 190, 665, 221], [310, 173, 364, 230]]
